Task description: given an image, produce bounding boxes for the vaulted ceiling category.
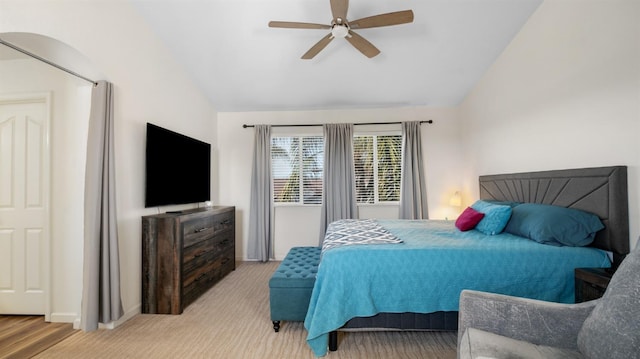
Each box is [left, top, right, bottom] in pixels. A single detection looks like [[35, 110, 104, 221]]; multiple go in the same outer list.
[[130, 0, 542, 112], [2, 1, 543, 113]]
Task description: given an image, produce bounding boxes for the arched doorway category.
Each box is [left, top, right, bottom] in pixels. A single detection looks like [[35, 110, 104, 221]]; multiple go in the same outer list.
[[0, 33, 99, 323]]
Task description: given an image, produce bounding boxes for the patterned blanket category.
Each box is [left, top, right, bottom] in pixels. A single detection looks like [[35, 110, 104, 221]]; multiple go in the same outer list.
[[321, 219, 403, 253]]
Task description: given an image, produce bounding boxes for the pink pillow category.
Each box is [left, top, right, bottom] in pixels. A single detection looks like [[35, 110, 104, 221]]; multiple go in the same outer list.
[[455, 206, 485, 231]]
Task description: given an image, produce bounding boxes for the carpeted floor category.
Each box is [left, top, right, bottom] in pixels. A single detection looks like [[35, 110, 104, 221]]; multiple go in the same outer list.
[[36, 261, 457, 358]]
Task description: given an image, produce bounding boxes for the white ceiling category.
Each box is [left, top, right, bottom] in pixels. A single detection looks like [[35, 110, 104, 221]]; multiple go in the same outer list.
[[130, 0, 543, 112], [7, 0, 543, 113]]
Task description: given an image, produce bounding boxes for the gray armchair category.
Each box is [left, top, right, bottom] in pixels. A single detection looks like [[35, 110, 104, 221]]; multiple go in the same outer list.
[[458, 242, 640, 359]]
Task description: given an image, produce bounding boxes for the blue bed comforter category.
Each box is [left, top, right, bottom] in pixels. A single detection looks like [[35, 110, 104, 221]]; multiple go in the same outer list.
[[304, 219, 611, 356]]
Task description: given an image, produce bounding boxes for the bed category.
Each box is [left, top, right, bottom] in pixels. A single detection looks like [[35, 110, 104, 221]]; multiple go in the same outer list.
[[304, 166, 630, 356]]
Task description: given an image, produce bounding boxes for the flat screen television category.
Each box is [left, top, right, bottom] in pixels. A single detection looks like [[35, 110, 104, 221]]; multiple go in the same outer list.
[[145, 123, 211, 208]]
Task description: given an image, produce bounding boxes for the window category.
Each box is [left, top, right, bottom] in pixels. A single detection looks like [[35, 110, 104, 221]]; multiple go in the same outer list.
[[271, 133, 402, 205], [271, 136, 324, 204], [353, 134, 402, 204]]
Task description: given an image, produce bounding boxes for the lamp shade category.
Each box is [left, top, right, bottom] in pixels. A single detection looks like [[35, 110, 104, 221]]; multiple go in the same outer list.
[[449, 191, 462, 207]]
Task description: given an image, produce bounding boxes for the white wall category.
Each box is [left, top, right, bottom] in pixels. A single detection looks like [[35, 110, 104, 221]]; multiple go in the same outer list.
[[459, 0, 640, 248], [0, 1, 218, 326], [217, 107, 462, 260], [0, 58, 90, 322]]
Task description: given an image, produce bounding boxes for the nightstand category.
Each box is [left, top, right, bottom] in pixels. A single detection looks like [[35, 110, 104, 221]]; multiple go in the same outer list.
[[574, 268, 614, 303]]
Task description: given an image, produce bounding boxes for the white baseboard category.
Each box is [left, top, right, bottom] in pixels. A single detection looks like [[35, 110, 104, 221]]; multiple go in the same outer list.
[[98, 304, 140, 329], [64, 304, 141, 330], [50, 312, 78, 324]]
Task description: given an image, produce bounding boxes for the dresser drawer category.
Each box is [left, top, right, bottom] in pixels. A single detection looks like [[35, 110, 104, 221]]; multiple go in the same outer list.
[[182, 212, 234, 248], [211, 233, 234, 255], [212, 211, 234, 235], [182, 247, 234, 289], [182, 265, 217, 307], [182, 258, 216, 290], [218, 247, 235, 271], [182, 249, 234, 305], [183, 233, 233, 273], [218, 248, 235, 277], [183, 240, 216, 274], [183, 217, 214, 248]]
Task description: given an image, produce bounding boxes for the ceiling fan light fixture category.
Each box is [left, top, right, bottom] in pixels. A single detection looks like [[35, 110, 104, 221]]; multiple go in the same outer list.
[[331, 24, 349, 38], [268, 0, 414, 59]]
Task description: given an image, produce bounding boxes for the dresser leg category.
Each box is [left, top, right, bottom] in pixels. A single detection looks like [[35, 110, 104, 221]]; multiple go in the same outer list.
[[273, 321, 280, 332]]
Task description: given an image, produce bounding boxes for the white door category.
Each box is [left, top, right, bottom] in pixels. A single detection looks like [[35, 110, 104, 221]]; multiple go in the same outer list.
[[0, 97, 50, 315]]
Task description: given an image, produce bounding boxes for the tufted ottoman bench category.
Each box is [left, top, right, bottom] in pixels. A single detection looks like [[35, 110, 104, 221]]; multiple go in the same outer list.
[[269, 246, 321, 332]]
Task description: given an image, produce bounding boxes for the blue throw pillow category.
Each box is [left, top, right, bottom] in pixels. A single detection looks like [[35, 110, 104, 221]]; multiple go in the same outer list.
[[483, 200, 522, 208], [504, 203, 604, 246], [470, 200, 512, 235]]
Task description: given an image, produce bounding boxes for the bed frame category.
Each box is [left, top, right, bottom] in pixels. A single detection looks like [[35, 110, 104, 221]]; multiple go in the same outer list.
[[331, 166, 630, 350], [478, 166, 629, 267]]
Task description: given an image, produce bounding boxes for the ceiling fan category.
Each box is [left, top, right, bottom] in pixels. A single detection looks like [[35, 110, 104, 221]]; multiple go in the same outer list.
[[268, 0, 414, 59]]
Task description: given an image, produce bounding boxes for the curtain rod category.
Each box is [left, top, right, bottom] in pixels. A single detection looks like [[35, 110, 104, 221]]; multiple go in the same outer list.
[[242, 120, 433, 128], [0, 38, 98, 86]]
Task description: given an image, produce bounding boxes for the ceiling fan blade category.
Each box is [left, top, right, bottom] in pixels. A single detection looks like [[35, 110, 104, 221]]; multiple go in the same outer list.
[[349, 10, 414, 29], [330, 0, 349, 22], [269, 21, 331, 29], [346, 30, 380, 58], [301, 33, 334, 59]]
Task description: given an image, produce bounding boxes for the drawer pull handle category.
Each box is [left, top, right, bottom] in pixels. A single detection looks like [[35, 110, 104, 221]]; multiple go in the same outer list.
[[196, 273, 206, 281], [194, 227, 207, 233], [221, 258, 230, 265], [221, 220, 231, 225]]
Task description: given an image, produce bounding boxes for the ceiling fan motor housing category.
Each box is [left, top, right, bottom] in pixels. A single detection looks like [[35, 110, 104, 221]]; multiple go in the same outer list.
[[331, 23, 349, 38]]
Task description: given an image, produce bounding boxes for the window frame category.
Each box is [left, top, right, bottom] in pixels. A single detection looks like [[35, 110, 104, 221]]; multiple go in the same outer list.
[[270, 129, 402, 207], [271, 134, 324, 206], [353, 131, 402, 205]]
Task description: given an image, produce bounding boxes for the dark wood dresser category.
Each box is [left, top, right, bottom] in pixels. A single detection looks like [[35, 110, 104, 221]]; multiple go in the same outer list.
[[142, 206, 235, 314]]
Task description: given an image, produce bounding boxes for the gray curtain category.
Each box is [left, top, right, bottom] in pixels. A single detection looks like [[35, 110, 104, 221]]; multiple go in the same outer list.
[[248, 125, 273, 261], [319, 123, 358, 243], [399, 121, 428, 219], [81, 81, 123, 331]]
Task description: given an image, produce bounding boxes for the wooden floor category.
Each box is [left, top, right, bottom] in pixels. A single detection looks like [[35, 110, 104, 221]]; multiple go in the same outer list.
[[0, 316, 76, 359]]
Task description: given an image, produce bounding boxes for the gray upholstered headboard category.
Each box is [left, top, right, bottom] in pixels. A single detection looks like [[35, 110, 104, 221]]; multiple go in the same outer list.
[[479, 166, 629, 267]]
